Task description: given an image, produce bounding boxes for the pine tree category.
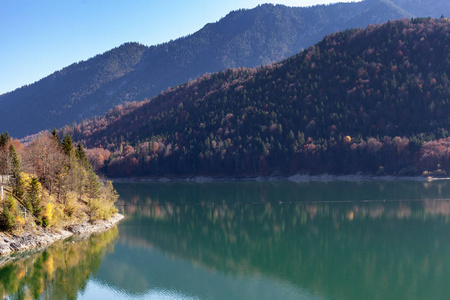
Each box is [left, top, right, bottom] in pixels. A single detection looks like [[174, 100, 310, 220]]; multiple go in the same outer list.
[[51, 127, 60, 141], [8, 144, 19, 177], [8, 145, 23, 197], [27, 177, 42, 216], [87, 169, 100, 199], [62, 135, 75, 156], [0, 133, 10, 148], [75, 143, 90, 170]]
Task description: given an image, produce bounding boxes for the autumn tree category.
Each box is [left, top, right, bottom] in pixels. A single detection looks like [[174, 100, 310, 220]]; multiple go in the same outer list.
[[27, 133, 65, 194]]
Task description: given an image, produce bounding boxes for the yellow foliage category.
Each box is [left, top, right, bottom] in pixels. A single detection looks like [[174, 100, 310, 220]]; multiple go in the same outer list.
[[44, 256, 54, 276], [63, 191, 82, 219], [343, 136, 352, 144], [16, 266, 26, 280], [43, 203, 53, 226], [347, 210, 354, 221], [64, 192, 76, 217], [51, 203, 65, 226], [16, 216, 25, 228], [88, 180, 118, 221], [18, 172, 33, 191]]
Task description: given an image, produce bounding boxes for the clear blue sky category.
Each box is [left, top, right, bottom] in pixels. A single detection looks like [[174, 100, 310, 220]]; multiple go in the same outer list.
[[0, 0, 360, 95]]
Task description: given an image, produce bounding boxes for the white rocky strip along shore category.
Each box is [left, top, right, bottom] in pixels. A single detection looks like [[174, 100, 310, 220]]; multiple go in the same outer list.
[[0, 214, 124, 259]]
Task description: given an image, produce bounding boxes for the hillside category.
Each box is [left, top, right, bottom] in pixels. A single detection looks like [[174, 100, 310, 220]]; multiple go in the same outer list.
[[390, 0, 450, 18], [0, 1, 411, 138], [0, 133, 118, 234], [62, 17, 450, 177]]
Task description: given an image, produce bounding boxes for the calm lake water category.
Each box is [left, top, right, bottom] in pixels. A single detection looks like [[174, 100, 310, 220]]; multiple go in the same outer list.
[[2, 179, 450, 299]]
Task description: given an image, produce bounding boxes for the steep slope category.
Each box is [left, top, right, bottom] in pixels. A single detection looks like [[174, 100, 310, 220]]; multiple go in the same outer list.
[[0, 1, 408, 138], [63, 18, 450, 177], [390, 0, 450, 18]]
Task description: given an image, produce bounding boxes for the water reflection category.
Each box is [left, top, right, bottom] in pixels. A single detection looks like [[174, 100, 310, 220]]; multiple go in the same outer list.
[[2, 180, 450, 300], [104, 180, 450, 300], [0, 227, 118, 300]]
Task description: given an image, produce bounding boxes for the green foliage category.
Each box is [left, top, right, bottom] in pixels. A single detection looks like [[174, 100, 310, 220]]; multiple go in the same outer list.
[[0, 207, 15, 231], [0, 197, 16, 232], [0, 133, 10, 147], [51, 127, 60, 140], [9, 144, 19, 176], [62, 135, 74, 156], [75, 143, 90, 170], [15, 172, 26, 199], [27, 177, 42, 216], [87, 169, 100, 199], [9, 145, 22, 198]]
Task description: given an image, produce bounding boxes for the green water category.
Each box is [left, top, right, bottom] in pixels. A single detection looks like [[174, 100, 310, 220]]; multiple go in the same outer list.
[[2, 180, 450, 299]]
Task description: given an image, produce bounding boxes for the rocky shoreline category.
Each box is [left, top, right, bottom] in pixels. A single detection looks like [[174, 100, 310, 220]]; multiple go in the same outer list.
[[0, 213, 124, 257]]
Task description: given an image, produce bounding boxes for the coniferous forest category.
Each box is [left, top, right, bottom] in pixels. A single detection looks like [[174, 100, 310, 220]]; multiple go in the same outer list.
[[62, 18, 450, 178]]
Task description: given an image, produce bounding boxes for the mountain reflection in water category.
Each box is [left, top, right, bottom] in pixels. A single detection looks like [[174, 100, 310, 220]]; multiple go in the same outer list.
[[2, 180, 450, 300], [95, 180, 450, 300]]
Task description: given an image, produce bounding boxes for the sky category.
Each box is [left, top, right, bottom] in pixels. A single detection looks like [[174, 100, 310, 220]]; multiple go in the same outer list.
[[0, 0, 360, 95]]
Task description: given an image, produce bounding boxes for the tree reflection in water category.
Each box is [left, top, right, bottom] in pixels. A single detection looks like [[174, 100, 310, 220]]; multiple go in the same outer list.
[[110, 180, 450, 300], [0, 227, 118, 300]]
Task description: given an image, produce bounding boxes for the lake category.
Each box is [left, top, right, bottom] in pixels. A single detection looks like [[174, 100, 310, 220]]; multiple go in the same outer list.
[[1, 179, 450, 299]]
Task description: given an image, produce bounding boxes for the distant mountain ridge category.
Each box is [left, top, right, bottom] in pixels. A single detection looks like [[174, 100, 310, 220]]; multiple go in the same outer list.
[[63, 17, 450, 177], [1, 0, 449, 137]]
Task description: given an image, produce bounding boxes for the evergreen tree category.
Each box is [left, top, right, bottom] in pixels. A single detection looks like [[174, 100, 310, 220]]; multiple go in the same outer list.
[[75, 143, 90, 170], [8, 145, 19, 177], [8, 145, 23, 197], [87, 169, 100, 199], [27, 177, 42, 216], [62, 135, 74, 156], [0, 133, 10, 147], [51, 127, 60, 141], [0, 205, 15, 231]]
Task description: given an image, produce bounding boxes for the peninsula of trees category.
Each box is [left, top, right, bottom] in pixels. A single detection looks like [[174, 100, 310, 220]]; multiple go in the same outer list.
[[64, 18, 450, 178], [0, 132, 118, 233]]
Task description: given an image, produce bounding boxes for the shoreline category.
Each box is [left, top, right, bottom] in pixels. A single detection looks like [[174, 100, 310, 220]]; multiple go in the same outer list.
[[111, 174, 449, 183], [0, 213, 124, 258]]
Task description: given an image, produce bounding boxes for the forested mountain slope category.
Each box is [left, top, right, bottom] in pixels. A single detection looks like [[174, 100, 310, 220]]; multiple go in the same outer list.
[[63, 18, 450, 177], [390, 0, 450, 18], [0, 1, 409, 137]]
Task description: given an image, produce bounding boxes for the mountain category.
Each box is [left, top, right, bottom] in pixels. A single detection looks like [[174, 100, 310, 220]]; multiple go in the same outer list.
[[0, 1, 412, 138], [389, 0, 450, 18], [62, 18, 450, 177]]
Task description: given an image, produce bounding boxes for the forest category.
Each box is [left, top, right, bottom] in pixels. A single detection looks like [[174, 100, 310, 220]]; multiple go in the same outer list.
[[0, 132, 117, 233], [0, 1, 415, 138], [62, 17, 450, 178]]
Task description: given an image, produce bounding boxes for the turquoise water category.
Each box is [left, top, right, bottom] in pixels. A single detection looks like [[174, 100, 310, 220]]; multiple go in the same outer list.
[[2, 180, 450, 299]]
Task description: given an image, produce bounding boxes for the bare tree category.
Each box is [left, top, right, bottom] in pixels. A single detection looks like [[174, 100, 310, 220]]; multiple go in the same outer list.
[[27, 133, 65, 194]]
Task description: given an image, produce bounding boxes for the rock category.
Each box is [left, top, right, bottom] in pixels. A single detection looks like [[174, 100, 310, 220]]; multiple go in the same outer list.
[[0, 213, 124, 258]]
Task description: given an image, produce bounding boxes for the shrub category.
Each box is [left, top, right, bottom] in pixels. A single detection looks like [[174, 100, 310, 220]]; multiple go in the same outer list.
[[0, 206, 15, 232]]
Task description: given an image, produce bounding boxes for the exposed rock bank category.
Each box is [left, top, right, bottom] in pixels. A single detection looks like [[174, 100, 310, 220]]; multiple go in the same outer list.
[[0, 213, 124, 256]]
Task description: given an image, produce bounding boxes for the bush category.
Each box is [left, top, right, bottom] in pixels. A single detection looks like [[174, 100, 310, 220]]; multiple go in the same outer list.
[[0, 207, 15, 232]]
